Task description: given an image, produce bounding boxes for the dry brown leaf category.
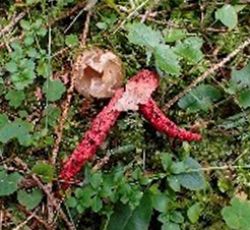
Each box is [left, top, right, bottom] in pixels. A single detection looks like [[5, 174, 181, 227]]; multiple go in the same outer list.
[[73, 48, 123, 98]]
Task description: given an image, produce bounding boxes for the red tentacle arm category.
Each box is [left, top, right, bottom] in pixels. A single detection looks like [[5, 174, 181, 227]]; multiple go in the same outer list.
[[60, 88, 124, 183], [139, 98, 202, 142]]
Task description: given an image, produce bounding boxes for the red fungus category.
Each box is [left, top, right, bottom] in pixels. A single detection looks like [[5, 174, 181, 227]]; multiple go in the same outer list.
[[139, 98, 202, 141], [60, 88, 123, 183], [60, 69, 201, 187]]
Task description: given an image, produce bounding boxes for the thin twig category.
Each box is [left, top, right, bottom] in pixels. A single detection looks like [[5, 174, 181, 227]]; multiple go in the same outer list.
[[113, 0, 150, 34], [17, 205, 52, 230], [51, 9, 92, 165], [80, 10, 92, 47], [13, 157, 76, 230], [0, 11, 27, 38], [164, 37, 250, 111], [12, 210, 36, 230]]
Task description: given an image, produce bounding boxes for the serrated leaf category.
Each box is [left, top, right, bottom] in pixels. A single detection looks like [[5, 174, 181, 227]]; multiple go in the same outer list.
[[231, 62, 250, 89], [42, 79, 66, 102], [107, 191, 152, 230], [215, 4, 238, 30], [187, 203, 203, 223], [127, 22, 164, 49], [178, 84, 221, 113], [164, 28, 186, 43], [0, 119, 32, 146], [5, 90, 25, 108], [17, 188, 43, 210], [222, 197, 250, 230], [154, 44, 181, 76], [175, 157, 206, 191], [0, 169, 23, 196], [174, 37, 203, 64], [32, 162, 54, 183]]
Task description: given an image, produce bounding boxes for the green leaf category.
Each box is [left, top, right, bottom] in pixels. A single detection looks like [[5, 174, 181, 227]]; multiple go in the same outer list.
[[32, 162, 54, 183], [5, 61, 17, 73], [222, 197, 250, 230], [90, 172, 103, 189], [17, 188, 43, 210], [66, 196, 78, 208], [0, 169, 23, 196], [0, 119, 33, 146], [107, 191, 152, 230], [175, 157, 206, 191], [65, 34, 79, 46], [127, 22, 164, 49], [91, 196, 103, 212], [43, 105, 61, 127], [154, 44, 181, 76], [0, 114, 9, 128], [174, 37, 203, 64], [167, 176, 181, 192], [178, 84, 221, 113], [5, 90, 25, 108], [161, 153, 173, 171], [231, 62, 250, 89], [152, 193, 169, 213], [187, 203, 203, 224], [164, 28, 186, 43], [215, 4, 238, 30], [43, 79, 66, 102], [238, 89, 250, 108], [162, 222, 180, 230], [170, 211, 184, 224]]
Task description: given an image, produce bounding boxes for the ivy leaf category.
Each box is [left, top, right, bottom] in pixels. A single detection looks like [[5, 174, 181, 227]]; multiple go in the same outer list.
[[17, 188, 43, 210], [107, 191, 152, 230], [32, 162, 54, 183], [127, 22, 164, 49], [222, 197, 250, 230], [174, 157, 206, 191], [0, 169, 23, 196], [154, 44, 181, 76], [42, 79, 66, 102], [0, 119, 33, 146], [5, 90, 25, 108], [187, 203, 203, 224], [178, 84, 221, 113], [174, 37, 203, 64], [215, 4, 238, 30], [231, 62, 250, 89]]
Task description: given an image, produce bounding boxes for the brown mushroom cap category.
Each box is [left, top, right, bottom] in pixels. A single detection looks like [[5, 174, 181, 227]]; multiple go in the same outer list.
[[73, 48, 123, 98]]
